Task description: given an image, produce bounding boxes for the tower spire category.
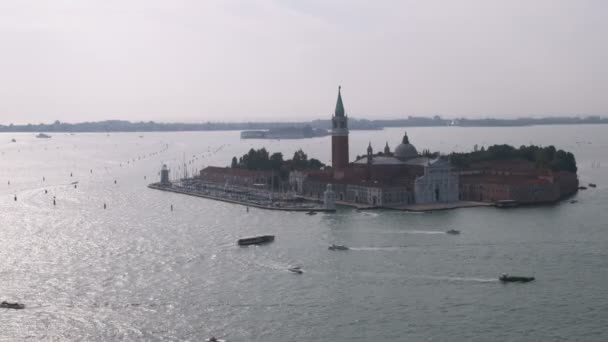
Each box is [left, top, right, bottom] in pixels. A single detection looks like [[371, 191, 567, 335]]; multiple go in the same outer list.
[[335, 85, 345, 117]]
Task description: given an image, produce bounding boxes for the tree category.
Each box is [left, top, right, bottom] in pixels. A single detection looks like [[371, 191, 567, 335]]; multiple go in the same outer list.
[[449, 144, 577, 173], [269, 152, 284, 170], [292, 149, 308, 169]]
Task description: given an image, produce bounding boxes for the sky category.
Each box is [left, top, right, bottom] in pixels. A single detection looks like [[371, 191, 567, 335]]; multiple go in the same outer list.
[[1, 0, 607, 124]]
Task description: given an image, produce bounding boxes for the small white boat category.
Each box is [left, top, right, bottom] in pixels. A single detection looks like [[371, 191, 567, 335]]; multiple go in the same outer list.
[[328, 244, 349, 251], [288, 266, 303, 274]]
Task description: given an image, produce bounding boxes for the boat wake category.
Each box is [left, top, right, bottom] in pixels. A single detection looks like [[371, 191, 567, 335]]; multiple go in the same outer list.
[[408, 230, 446, 235], [411, 275, 497, 283], [348, 246, 407, 251], [358, 212, 379, 218]]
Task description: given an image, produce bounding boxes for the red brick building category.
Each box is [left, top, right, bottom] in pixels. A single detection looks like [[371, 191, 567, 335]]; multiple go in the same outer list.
[[331, 86, 349, 175], [458, 160, 578, 203]]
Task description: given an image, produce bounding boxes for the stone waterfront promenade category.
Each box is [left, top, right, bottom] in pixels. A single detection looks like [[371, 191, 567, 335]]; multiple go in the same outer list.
[[148, 181, 335, 213]]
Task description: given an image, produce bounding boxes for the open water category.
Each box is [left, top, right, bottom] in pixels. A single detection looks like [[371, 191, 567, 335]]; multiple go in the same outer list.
[[0, 126, 607, 341]]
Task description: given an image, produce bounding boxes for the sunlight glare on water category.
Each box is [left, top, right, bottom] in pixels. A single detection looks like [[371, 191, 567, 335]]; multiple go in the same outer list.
[[0, 126, 607, 341]]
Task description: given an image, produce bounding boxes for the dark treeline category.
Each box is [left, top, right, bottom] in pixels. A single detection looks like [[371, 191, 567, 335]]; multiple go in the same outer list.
[[232, 148, 325, 173], [1, 116, 607, 133], [450, 144, 577, 173]]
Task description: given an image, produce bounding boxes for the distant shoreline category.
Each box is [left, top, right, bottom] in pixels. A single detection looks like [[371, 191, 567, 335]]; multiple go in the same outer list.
[[1, 117, 607, 133]]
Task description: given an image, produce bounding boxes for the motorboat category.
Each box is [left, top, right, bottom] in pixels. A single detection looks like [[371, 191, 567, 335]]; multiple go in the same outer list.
[[589, 183, 597, 188], [569, 199, 578, 204], [205, 338, 227, 342], [328, 244, 349, 251], [237, 235, 275, 246], [578, 186, 587, 190], [10, 138, 16, 143], [495, 200, 519, 208], [288, 266, 303, 274], [499, 274, 535, 283], [36, 133, 51, 138], [0, 301, 25, 310], [446, 229, 460, 235]]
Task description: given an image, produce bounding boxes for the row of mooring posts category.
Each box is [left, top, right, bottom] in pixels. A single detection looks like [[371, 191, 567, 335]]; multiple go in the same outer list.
[[8, 158, 174, 211]]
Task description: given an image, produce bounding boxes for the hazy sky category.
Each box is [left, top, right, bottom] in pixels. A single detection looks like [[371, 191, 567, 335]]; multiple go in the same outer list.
[[1, 0, 607, 124]]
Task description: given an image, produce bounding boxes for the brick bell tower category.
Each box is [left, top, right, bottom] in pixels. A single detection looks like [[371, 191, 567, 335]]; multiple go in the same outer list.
[[331, 86, 349, 177]]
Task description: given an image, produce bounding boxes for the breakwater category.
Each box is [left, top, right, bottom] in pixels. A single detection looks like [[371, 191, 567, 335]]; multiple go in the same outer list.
[[148, 182, 335, 212]]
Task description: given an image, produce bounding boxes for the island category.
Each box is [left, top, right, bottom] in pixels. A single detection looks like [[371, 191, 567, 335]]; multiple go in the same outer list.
[[149, 87, 579, 211]]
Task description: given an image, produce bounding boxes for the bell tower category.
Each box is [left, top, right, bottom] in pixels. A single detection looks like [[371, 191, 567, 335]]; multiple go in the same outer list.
[[331, 86, 349, 175]]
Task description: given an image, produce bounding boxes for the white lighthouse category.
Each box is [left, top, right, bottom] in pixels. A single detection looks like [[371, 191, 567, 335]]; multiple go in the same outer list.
[[323, 183, 336, 210], [160, 164, 170, 185]]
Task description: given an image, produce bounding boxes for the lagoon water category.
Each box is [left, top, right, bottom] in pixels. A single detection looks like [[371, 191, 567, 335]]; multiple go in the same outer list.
[[0, 126, 607, 341]]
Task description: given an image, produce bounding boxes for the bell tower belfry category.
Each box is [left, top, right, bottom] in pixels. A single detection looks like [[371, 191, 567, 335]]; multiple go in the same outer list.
[[331, 86, 349, 175]]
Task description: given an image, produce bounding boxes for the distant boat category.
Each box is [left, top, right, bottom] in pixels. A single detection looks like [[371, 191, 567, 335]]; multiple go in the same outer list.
[[569, 199, 578, 204], [499, 274, 535, 283], [446, 229, 460, 235], [495, 200, 519, 208], [36, 133, 51, 138], [237, 235, 275, 246], [288, 266, 303, 274], [578, 186, 588, 190], [328, 244, 349, 251], [0, 301, 25, 310], [10, 138, 16, 143], [589, 183, 597, 188], [205, 338, 227, 342], [306, 211, 317, 215]]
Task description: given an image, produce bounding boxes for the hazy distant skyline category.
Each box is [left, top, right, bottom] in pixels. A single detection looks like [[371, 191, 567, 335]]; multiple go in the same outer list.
[[1, 0, 607, 124]]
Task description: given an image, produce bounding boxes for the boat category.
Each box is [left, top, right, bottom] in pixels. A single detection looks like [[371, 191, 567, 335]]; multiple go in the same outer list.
[[0, 301, 25, 310], [237, 235, 275, 246], [446, 229, 460, 235], [36, 133, 51, 138], [495, 200, 519, 208], [10, 138, 16, 143], [288, 266, 303, 274], [578, 186, 587, 190], [306, 211, 317, 215], [589, 183, 597, 188], [205, 338, 227, 342], [569, 199, 578, 204], [499, 274, 535, 283], [328, 244, 349, 251]]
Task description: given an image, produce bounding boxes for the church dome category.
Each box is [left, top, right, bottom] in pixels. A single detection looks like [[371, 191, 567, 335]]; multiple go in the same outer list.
[[394, 132, 418, 160]]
